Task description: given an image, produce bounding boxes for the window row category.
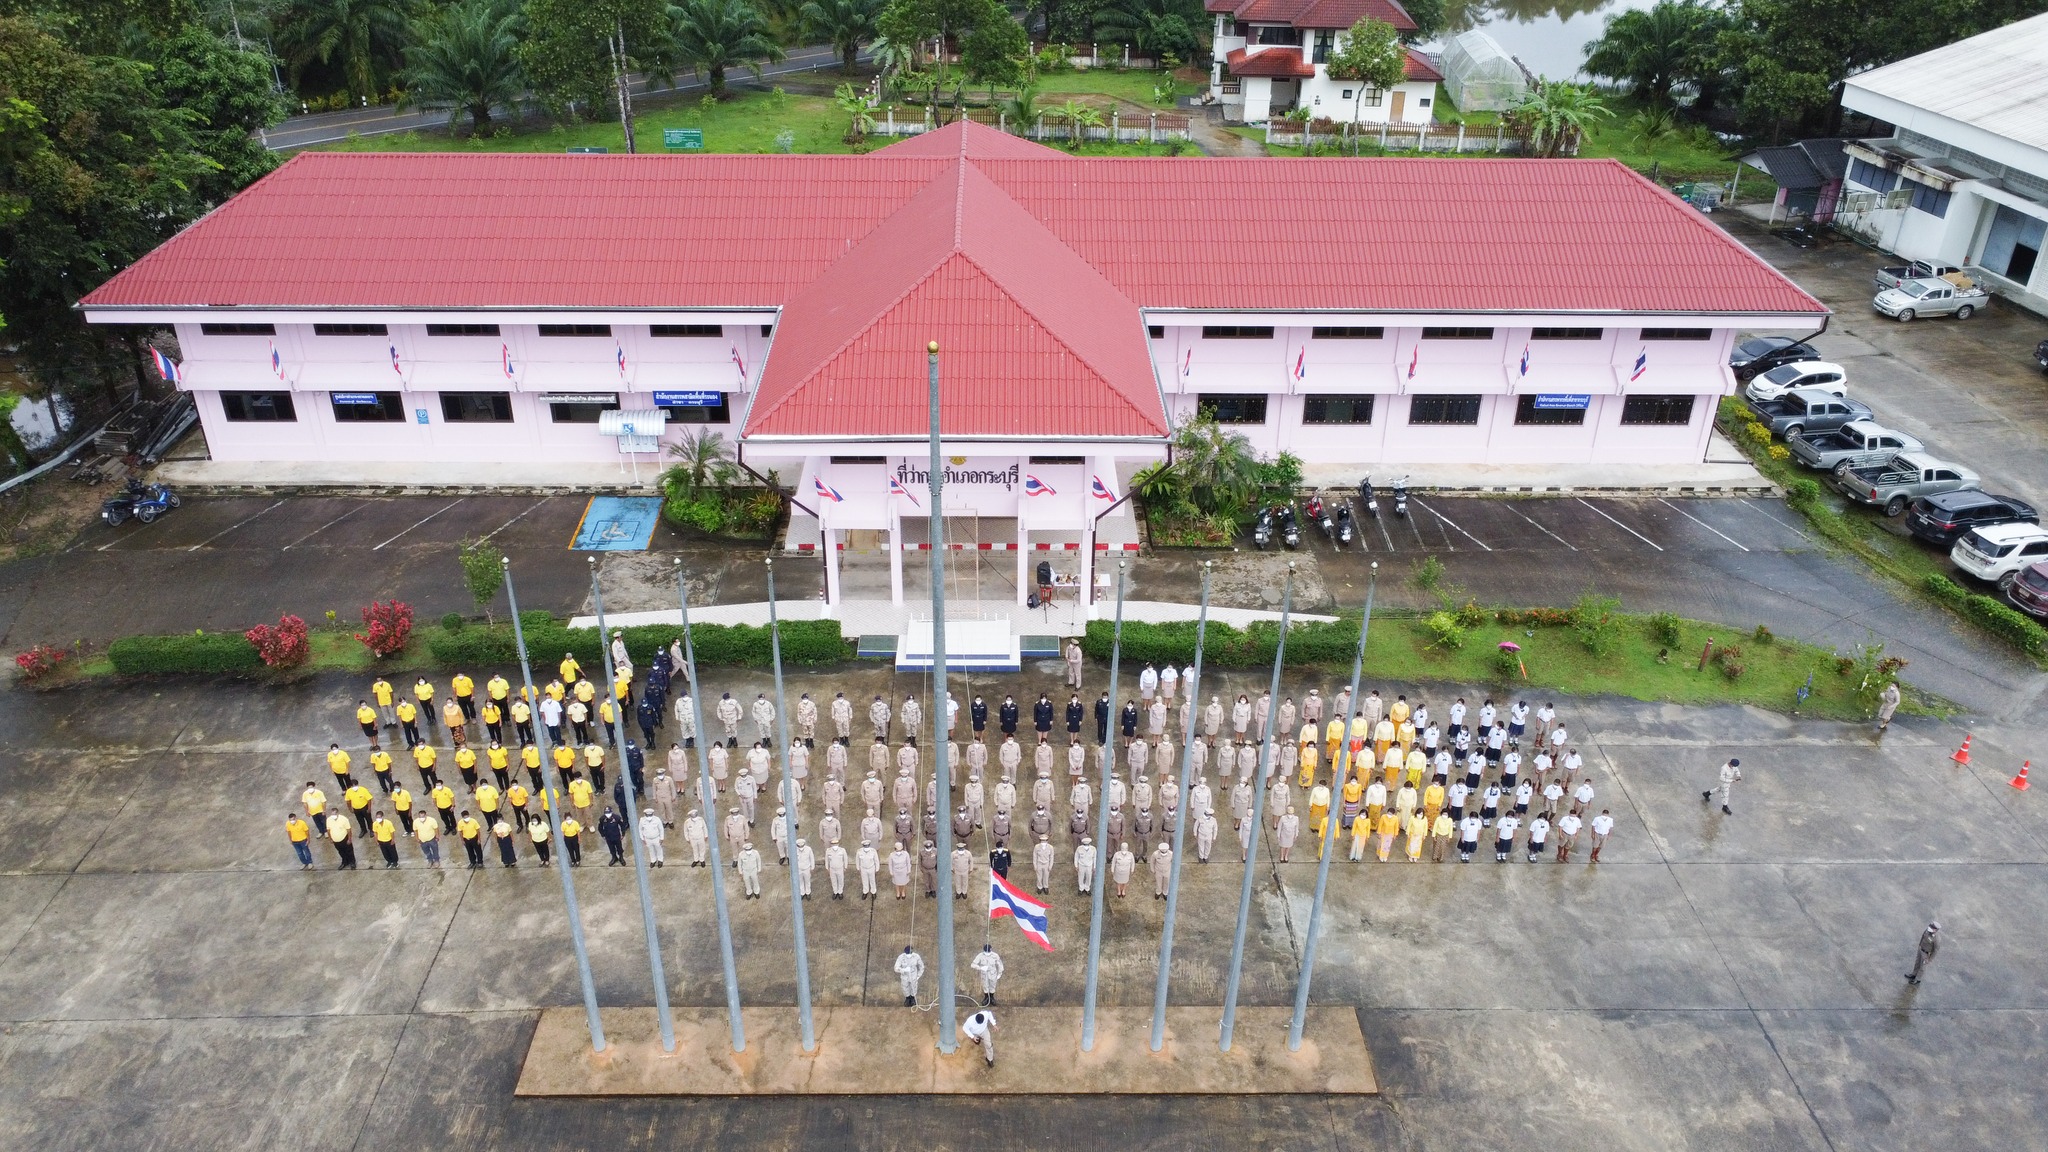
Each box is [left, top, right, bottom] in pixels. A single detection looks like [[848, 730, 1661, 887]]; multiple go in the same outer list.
[[1197, 393, 1696, 427], [217, 391, 731, 425], [199, 323, 771, 338], [1166, 326, 1711, 342]]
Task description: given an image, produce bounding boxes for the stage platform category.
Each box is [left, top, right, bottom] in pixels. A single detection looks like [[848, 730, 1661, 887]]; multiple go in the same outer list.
[[515, 1005, 1376, 1097]]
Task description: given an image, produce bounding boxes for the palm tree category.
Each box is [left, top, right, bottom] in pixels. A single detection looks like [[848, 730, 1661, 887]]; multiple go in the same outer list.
[[398, 0, 524, 134], [669, 0, 786, 95], [1169, 412, 1262, 516], [1048, 98, 1103, 149], [1512, 80, 1610, 158], [664, 427, 737, 496], [1000, 84, 1038, 134], [799, 0, 883, 73], [867, 33, 914, 82], [1582, 0, 1717, 109], [279, 0, 416, 103]]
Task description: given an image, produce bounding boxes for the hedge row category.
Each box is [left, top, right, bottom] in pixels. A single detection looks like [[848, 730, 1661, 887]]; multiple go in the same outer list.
[[108, 632, 264, 675], [1923, 574, 2048, 657], [428, 618, 851, 670], [1080, 618, 1363, 668]]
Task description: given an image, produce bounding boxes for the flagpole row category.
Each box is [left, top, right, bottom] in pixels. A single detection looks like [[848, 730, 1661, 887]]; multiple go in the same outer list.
[[675, 559, 746, 1053], [765, 559, 817, 1052], [1082, 559, 1127, 1052], [1220, 561, 1295, 1052], [1151, 561, 1211, 1051], [927, 341, 959, 1054]]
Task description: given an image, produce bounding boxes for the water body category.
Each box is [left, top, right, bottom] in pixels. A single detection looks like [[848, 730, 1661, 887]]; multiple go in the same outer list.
[[1428, 0, 1655, 83]]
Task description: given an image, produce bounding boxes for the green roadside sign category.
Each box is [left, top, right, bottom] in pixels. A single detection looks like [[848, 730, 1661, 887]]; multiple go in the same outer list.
[[664, 128, 704, 150]]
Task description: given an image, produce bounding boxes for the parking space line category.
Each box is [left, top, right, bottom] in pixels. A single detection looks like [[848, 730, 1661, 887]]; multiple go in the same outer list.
[[281, 504, 365, 550], [1658, 498, 1749, 552], [1504, 502, 1576, 550], [1369, 506, 1396, 551], [479, 497, 548, 542], [1577, 499, 1663, 551], [1413, 498, 1492, 551], [183, 499, 286, 552], [374, 498, 464, 550], [1740, 498, 1810, 537]]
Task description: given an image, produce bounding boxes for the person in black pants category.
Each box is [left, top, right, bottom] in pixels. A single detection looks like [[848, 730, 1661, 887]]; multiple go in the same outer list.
[[598, 807, 628, 865], [1033, 695, 1053, 741], [1120, 699, 1139, 741], [1095, 693, 1111, 745], [999, 696, 1019, 738], [971, 696, 989, 738], [1066, 695, 1084, 740]]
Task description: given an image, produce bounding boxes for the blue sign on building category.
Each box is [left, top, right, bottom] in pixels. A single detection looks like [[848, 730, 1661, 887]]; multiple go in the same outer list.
[[332, 392, 381, 405], [1532, 394, 1592, 410], [653, 390, 723, 407], [415, 408, 431, 424]]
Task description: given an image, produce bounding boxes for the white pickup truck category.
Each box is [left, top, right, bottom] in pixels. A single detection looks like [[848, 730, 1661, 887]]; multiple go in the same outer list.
[[1872, 276, 1988, 322]]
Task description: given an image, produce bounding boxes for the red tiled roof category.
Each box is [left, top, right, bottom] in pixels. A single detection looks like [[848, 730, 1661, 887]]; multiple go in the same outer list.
[[1225, 46, 1317, 78], [1206, 0, 1416, 31], [1404, 46, 1442, 82]]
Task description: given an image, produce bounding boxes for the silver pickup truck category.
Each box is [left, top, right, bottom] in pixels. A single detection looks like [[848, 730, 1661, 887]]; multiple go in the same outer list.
[[1827, 450, 1981, 516], [1787, 420, 1924, 471], [1873, 276, 1988, 321], [1744, 387, 1872, 439], [1873, 261, 1963, 292]]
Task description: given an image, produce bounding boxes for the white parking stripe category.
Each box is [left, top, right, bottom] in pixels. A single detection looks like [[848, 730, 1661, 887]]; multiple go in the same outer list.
[[1578, 499, 1663, 551], [1504, 502, 1576, 550], [184, 499, 286, 552], [282, 504, 365, 550], [1371, 506, 1396, 551], [1658, 498, 1750, 552], [373, 498, 464, 550], [1413, 498, 1492, 551], [1740, 498, 1810, 536], [479, 497, 549, 542]]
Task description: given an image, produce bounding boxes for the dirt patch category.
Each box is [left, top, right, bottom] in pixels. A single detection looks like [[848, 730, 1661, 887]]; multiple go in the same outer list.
[[0, 468, 117, 563], [582, 549, 786, 616], [1134, 549, 1332, 612]]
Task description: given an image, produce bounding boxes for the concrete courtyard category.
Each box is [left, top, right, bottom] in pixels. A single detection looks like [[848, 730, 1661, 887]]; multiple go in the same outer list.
[[0, 657, 2041, 1150]]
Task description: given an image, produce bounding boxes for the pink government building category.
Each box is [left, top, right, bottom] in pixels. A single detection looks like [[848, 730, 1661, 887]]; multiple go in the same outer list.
[[82, 120, 1825, 612]]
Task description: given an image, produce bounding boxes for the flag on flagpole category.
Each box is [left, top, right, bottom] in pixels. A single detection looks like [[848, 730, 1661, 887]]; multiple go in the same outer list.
[[1293, 347, 1306, 380], [501, 343, 517, 380], [148, 346, 182, 384], [615, 342, 628, 378], [1518, 343, 1530, 378], [1181, 349, 1192, 378], [730, 344, 747, 384], [888, 475, 921, 506], [390, 344, 405, 378], [1023, 474, 1056, 497], [1631, 348, 1648, 382], [1407, 345, 1419, 380], [1090, 474, 1116, 502], [988, 871, 1053, 951], [269, 339, 287, 382], [814, 477, 845, 503]]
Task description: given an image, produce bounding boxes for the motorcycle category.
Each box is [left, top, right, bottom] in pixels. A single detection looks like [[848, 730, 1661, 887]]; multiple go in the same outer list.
[[100, 479, 181, 526], [1306, 493, 1334, 541], [1360, 475, 1378, 518], [1392, 476, 1409, 519], [1334, 504, 1354, 547], [1278, 504, 1301, 550], [1252, 506, 1274, 550]]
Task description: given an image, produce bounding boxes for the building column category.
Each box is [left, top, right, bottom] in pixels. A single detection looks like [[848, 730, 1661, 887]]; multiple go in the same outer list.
[[823, 526, 841, 612], [1080, 522, 1097, 620], [1017, 523, 1030, 606], [889, 514, 904, 607]]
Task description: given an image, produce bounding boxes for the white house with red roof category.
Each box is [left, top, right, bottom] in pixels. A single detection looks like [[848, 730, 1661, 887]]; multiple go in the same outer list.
[[80, 121, 1824, 614], [1206, 0, 1440, 124]]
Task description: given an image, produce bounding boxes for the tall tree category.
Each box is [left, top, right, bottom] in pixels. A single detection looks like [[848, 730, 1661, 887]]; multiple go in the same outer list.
[[276, 0, 416, 102], [1509, 78, 1610, 156], [1582, 0, 1719, 108], [799, 0, 884, 72], [399, 0, 524, 133], [519, 0, 670, 147], [1396, 0, 1444, 42], [1094, 0, 1201, 60], [150, 24, 289, 201], [959, 8, 1027, 90], [669, 0, 784, 94], [876, 0, 1001, 57], [1325, 17, 1404, 148]]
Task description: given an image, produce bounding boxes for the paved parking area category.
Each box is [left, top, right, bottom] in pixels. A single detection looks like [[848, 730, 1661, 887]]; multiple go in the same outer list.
[[0, 667, 2041, 1150]]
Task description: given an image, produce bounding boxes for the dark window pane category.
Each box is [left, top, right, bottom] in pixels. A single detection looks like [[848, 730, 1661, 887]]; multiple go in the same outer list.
[[549, 399, 619, 423], [1197, 393, 1268, 424], [1148, 325, 1165, 339], [649, 324, 723, 337], [1530, 327, 1603, 340], [1311, 326, 1384, 339], [425, 323, 500, 337], [439, 391, 514, 422], [1640, 328, 1712, 341], [1421, 327, 1494, 340], [1302, 395, 1374, 424], [330, 392, 406, 422], [219, 391, 297, 421], [1618, 394, 1695, 425], [829, 456, 886, 464], [199, 322, 276, 336], [1201, 326, 1275, 340], [312, 323, 388, 337], [1407, 394, 1481, 425], [1514, 395, 1587, 425], [662, 396, 730, 423], [537, 324, 612, 337], [1028, 456, 1086, 464]]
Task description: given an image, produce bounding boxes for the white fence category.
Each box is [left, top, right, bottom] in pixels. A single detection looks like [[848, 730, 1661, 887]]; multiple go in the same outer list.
[[871, 108, 1193, 144], [1264, 120, 1553, 155]]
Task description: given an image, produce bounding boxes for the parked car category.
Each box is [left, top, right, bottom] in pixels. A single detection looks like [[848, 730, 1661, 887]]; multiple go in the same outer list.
[[1787, 420, 1923, 471], [1873, 277, 1988, 321], [2035, 338, 2048, 374], [1951, 523, 2048, 591], [1874, 260, 1964, 292], [2006, 560, 2048, 617], [1743, 360, 1847, 402], [1828, 451, 1981, 516], [1745, 387, 1872, 439], [1905, 490, 2038, 547], [1729, 337, 1821, 381]]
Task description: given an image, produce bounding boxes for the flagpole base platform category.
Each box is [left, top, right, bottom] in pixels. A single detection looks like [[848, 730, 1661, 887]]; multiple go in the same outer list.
[[514, 1006, 1376, 1096]]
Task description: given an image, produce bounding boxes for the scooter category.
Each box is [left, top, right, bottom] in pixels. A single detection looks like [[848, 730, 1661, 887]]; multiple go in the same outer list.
[[1392, 476, 1409, 519], [1334, 504, 1354, 548], [1306, 493, 1334, 540], [1360, 475, 1378, 518], [1252, 506, 1274, 550], [1278, 505, 1301, 550], [100, 479, 181, 526]]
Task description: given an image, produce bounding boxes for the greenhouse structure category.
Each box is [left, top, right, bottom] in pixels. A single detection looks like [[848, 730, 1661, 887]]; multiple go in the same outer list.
[[1440, 31, 1529, 113]]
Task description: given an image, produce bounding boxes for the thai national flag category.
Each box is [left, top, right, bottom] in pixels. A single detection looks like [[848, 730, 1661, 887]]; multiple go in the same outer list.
[[390, 344, 404, 377], [1181, 349, 1192, 378], [501, 343, 517, 380], [1293, 348, 1306, 380], [148, 346, 181, 384], [1519, 343, 1530, 378], [269, 340, 286, 382], [1023, 475, 1055, 497], [888, 475, 920, 506], [1631, 348, 1648, 382], [615, 343, 628, 377], [1091, 474, 1115, 502], [1407, 345, 1419, 380], [988, 871, 1053, 951], [814, 477, 845, 503], [730, 344, 747, 383]]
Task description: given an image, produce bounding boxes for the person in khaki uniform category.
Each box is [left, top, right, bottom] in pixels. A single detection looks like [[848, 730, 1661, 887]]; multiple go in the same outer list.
[[1109, 842, 1136, 897]]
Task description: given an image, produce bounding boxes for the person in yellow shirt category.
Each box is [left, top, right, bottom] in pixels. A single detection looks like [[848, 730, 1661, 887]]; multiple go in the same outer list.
[[414, 811, 443, 866], [545, 679, 567, 704], [560, 815, 584, 865], [521, 743, 543, 790], [505, 782, 530, 825], [568, 775, 595, 825], [345, 783, 374, 835], [551, 744, 577, 783], [442, 698, 467, 748], [573, 677, 597, 713], [613, 670, 632, 705], [1324, 717, 1345, 765], [510, 697, 534, 747], [1306, 782, 1331, 853], [1397, 719, 1417, 759], [480, 699, 503, 745], [566, 699, 591, 746], [456, 812, 483, 868], [1364, 779, 1386, 828], [1373, 718, 1395, 764], [1348, 811, 1371, 861], [582, 743, 608, 792], [559, 653, 581, 685], [371, 678, 397, 727], [431, 782, 457, 829], [368, 748, 395, 794], [596, 697, 619, 747], [475, 782, 501, 824], [1422, 780, 1446, 823], [355, 700, 381, 750], [326, 744, 354, 788], [391, 786, 414, 824], [485, 741, 511, 790], [1382, 745, 1402, 791], [1429, 810, 1454, 862], [451, 672, 476, 721], [301, 782, 328, 824], [412, 677, 438, 732], [528, 817, 553, 866], [1297, 739, 1319, 788], [453, 745, 479, 790], [413, 743, 440, 789], [1376, 809, 1401, 861], [1405, 747, 1428, 789], [486, 673, 510, 704], [1404, 809, 1427, 862], [371, 811, 399, 868], [395, 698, 421, 748], [286, 813, 314, 868], [1393, 782, 1418, 824], [1341, 775, 1363, 828]]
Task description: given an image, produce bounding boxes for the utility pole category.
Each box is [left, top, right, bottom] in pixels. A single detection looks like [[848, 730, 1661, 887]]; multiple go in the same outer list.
[[1220, 562, 1295, 1051], [675, 559, 744, 1052], [926, 341, 957, 1053]]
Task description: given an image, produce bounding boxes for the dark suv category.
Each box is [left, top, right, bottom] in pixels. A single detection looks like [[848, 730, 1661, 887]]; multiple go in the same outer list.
[[1905, 490, 2039, 547], [1730, 337, 1821, 381], [2009, 562, 2048, 617]]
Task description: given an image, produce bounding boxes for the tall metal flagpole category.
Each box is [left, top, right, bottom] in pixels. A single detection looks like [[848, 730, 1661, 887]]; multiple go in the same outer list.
[[590, 556, 675, 1052], [1219, 561, 1295, 1052], [1151, 560, 1212, 1051], [1082, 559, 1127, 1051], [503, 558, 605, 1053], [1288, 562, 1376, 1050], [675, 559, 744, 1053], [926, 341, 958, 1054], [765, 559, 817, 1052]]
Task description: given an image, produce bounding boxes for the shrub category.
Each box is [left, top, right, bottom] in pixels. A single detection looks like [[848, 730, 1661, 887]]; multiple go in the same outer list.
[[1571, 592, 1621, 656], [357, 600, 415, 658], [1646, 611, 1683, 648], [14, 643, 66, 681], [1753, 624, 1775, 644], [1835, 656, 1856, 675], [1413, 555, 1444, 595], [666, 495, 727, 534], [1491, 644, 1522, 679], [1455, 599, 1488, 630], [442, 612, 467, 632], [428, 619, 851, 670], [1767, 444, 1792, 461], [1719, 660, 1746, 680], [1423, 611, 1466, 650], [108, 631, 263, 675], [1784, 478, 1822, 511], [245, 614, 311, 668], [1925, 573, 2048, 656]]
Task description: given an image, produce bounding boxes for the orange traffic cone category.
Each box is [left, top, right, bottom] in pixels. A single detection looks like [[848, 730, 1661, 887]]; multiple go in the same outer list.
[[2012, 762, 2031, 791], [1951, 733, 1972, 765]]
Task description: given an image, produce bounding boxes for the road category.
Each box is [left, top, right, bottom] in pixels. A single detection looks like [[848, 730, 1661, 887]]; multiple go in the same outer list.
[[262, 45, 858, 151]]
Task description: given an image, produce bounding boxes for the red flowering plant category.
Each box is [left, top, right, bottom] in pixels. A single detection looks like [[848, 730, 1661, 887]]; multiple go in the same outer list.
[[245, 614, 311, 668], [355, 600, 414, 658]]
